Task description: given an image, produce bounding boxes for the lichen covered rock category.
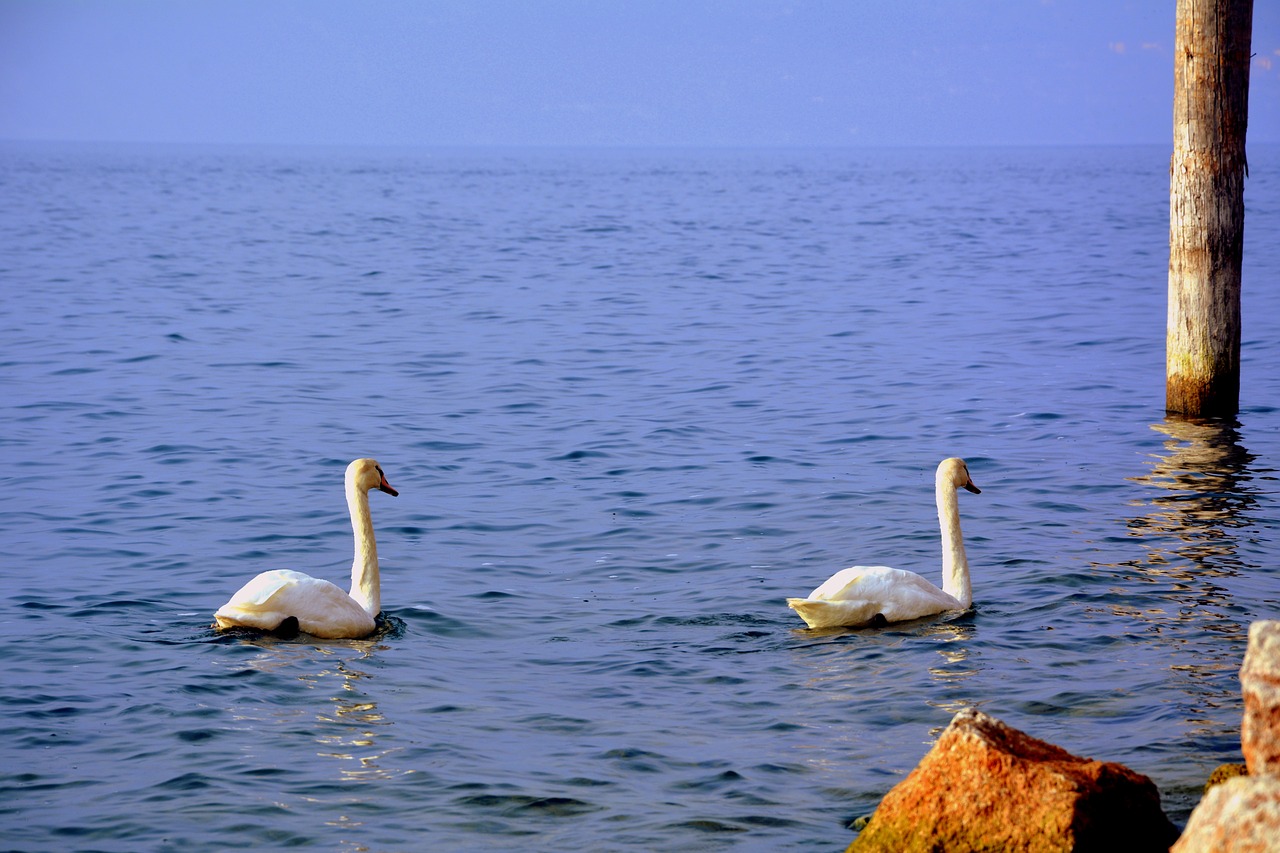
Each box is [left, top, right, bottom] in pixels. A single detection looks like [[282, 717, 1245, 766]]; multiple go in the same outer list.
[[1171, 775, 1280, 853], [1241, 620, 1280, 778], [848, 708, 1177, 853], [1172, 621, 1280, 851]]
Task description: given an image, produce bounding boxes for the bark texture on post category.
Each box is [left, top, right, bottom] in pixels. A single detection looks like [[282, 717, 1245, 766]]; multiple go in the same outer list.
[[1167, 0, 1253, 417]]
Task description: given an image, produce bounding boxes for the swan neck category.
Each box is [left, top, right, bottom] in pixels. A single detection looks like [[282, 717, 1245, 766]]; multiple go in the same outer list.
[[937, 478, 971, 608], [347, 479, 380, 617]]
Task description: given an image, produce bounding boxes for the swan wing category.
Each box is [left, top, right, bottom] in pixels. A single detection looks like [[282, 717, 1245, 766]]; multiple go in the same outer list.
[[213, 569, 375, 638], [218, 569, 310, 606], [788, 565, 963, 629], [806, 565, 896, 600]]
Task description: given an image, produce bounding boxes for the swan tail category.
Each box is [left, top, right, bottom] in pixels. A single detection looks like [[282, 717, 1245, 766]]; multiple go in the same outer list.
[[213, 605, 295, 632], [787, 597, 885, 630]]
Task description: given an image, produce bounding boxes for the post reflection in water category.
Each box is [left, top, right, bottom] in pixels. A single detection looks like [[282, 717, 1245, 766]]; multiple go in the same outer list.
[[1125, 416, 1258, 600], [1112, 416, 1263, 736]]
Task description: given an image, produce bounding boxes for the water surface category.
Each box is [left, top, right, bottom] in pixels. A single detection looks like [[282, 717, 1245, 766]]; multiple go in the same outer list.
[[1, 143, 1278, 851]]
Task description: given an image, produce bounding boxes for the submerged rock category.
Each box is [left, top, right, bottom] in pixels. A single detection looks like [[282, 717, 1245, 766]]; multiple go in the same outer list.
[[1206, 763, 1249, 793], [847, 708, 1178, 853], [1241, 620, 1280, 778], [1171, 775, 1280, 853]]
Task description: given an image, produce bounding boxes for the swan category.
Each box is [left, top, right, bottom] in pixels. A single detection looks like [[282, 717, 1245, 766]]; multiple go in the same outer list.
[[787, 457, 981, 630], [213, 458, 399, 639]]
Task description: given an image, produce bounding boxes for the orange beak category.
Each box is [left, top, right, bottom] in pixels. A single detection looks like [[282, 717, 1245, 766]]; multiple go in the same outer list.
[[378, 474, 398, 497]]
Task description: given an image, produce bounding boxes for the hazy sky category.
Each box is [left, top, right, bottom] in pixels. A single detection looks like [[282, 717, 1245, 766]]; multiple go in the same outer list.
[[2, 0, 1277, 148]]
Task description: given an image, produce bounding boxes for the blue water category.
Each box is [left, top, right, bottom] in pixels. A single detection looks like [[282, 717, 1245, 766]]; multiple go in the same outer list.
[[1, 142, 1278, 851]]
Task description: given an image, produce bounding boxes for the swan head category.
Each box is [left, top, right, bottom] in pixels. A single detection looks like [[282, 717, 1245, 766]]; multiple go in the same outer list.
[[938, 457, 980, 494], [346, 458, 399, 497]]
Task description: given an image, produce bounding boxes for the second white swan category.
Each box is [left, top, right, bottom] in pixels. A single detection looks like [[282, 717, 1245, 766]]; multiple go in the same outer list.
[[213, 458, 399, 639], [787, 458, 981, 630]]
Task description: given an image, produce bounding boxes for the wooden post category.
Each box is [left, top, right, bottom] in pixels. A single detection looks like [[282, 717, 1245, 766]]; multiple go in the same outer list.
[[1167, 0, 1253, 417]]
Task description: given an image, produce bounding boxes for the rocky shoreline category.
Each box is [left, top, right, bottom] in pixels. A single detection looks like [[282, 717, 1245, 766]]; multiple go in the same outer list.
[[846, 620, 1280, 852]]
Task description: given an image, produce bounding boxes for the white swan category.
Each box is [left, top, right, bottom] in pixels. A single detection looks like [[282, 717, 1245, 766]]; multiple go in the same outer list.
[[787, 458, 981, 629], [213, 458, 399, 639]]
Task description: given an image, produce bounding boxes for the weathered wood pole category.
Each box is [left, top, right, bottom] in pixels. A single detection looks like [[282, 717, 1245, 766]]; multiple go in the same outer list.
[[1166, 0, 1253, 417]]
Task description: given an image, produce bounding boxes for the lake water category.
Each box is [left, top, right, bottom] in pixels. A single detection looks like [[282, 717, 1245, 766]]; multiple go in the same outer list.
[[2, 141, 1278, 851]]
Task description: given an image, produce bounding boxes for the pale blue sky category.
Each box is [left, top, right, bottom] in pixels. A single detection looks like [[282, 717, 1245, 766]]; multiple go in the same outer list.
[[2, 0, 1277, 147]]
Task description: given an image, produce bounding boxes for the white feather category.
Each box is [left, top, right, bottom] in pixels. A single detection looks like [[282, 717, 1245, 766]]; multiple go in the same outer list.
[[787, 458, 980, 630], [213, 458, 398, 639]]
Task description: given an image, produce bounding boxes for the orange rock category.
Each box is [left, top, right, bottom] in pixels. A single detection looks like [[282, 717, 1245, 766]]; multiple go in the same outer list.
[[848, 708, 1177, 853], [1241, 621, 1280, 778]]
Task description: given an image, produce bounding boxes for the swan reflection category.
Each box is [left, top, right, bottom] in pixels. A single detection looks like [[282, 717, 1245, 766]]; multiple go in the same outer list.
[[312, 660, 400, 782], [788, 615, 980, 734], [225, 638, 403, 784], [923, 620, 979, 686]]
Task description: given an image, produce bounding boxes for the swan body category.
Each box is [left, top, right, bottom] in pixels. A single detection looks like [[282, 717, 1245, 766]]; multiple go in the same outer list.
[[787, 458, 980, 630], [213, 458, 398, 639]]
